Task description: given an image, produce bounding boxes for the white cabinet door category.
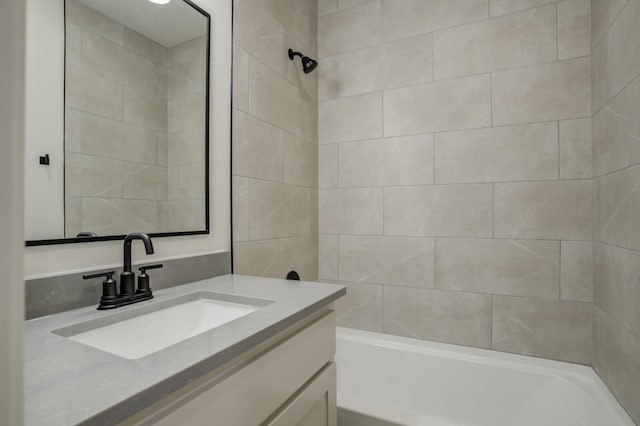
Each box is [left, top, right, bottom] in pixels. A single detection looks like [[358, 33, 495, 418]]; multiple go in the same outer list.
[[267, 363, 337, 426], [128, 312, 336, 426]]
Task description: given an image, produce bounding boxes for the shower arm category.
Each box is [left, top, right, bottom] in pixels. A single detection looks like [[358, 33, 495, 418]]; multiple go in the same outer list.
[[288, 49, 304, 60]]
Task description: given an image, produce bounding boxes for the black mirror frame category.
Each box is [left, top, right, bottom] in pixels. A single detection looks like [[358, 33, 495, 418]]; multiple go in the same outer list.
[[26, 0, 212, 247]]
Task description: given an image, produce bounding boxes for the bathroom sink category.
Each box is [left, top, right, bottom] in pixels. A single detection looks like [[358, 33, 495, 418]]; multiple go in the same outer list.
[[53, 292, 273, 359]]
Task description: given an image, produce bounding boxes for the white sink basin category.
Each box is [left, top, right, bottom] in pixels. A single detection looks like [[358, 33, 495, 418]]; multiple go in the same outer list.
[[57, 293, 272, 359]]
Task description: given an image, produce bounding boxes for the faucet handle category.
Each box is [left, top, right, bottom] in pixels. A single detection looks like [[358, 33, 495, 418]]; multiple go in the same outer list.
[[83, 271, 118, 303], [83, 271, 115, 281], [139, 264, 163, 274], [137, 264, 163, 295]]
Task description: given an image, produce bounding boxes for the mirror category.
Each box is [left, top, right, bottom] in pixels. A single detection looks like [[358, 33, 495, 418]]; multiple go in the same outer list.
[[24, 0, 210, 245]]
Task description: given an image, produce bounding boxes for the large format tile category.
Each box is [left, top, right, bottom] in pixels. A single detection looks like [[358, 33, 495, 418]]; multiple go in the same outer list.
[[318, 0, 338, 16], [319, 188, 383, 235], [65, 153, 123, 198], [65, 23, 82, 68], [334, 281, 383, 332], [592, 307, 640, 423], [384, 75, 491, 137], [232, 176, 249, 242], [492, 296, 592, 364], [594, 165, 640, 250], [384, 185, 493, 238], [66, 0, 124, 46], [492, 57, 591, 125], [591, 0, 627, 48], [434, 5, 557, 80], [435, 122, 558, 184], [125, 87, 167, 132], [339, 236, 435, 288], [232, 112, 284, 182], [167, 91, 205, 133], [282, 235, 319, 282], [319, 235, 338, 280], [382, 0, 488, 42], [318, 0, 381, 57], [436, 238, 560, 298], [66, 65, 124, 121], [339, 135, 434, 187], [319, 92, 382, 143], [561, 241, 594, 303], [249, 59, 311, 138], [81, 114, 158, 164], [318, 55, 339, 102], [124, 28, 167, 67], [593, 243, 640, 337], [593, 0, 640, 108], [82, 31, 158, 97], [249, 181, 296, 240], [593, 75, 640, 177], [494, 180, 592, 240], [167, 126, 205, 166], [168, 163, 205, 200], [284, 134, 317, 188], [490, 0, 557, 17], [233, 1, 285, 75], [339, 33, 433, 96], [82, 198, 158, 236], [319, 144, 338, 189], [558, 0, 591, 60], [123, 162, 168, 201], [559, 118, 593, 179], [64, 108, 82, 153], [383, 286, 492, 348], [232, 48, 249, 113], [233, 239, 286, 279]]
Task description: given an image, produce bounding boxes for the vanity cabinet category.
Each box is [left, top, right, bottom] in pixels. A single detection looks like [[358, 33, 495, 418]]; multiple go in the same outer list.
[[123, 310, 337, 426]]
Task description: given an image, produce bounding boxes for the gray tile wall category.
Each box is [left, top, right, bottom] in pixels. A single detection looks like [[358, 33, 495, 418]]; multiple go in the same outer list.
[[231, 0, 319, 282], [591, 0, 640, 422], [64, 0, 207, 237], [319, 0, 594, 365]]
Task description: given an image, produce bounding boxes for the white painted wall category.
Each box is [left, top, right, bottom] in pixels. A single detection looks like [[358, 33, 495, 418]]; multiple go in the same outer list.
[[24, 0, 232, 279], [0, 0, 25, 422], [24, 0, 65, 240]]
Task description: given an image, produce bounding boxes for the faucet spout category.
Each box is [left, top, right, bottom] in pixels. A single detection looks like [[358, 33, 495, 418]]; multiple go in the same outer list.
[[120, 233, 154, 296], [123, 233, 154, 273]]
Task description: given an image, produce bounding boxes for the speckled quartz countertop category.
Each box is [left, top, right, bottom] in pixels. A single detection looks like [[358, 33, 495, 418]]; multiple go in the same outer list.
[[24, 274, 345, 426]]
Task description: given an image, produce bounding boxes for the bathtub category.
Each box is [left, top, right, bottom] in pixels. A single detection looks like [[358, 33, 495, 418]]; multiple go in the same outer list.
[[335, 327, 635, 426]]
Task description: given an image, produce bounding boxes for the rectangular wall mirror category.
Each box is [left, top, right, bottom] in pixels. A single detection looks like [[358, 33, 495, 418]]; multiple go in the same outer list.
[[25, 0, 210, 246]]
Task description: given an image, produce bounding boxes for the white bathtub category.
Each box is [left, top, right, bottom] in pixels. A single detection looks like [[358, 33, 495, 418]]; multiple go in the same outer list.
[[336, 327, 635, 426]]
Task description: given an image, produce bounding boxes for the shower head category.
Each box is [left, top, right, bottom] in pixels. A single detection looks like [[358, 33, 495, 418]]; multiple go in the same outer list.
[[288, 49, 318, 74]]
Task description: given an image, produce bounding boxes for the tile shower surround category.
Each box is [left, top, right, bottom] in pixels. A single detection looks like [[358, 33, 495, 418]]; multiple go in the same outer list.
[[231, 0, 320, 282], [318, 0, 594, 366], [64, 0, 206, 237]]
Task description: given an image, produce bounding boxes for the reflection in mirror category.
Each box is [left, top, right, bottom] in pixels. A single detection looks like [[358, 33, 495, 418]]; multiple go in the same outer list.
[[24, 0, 210, 244]]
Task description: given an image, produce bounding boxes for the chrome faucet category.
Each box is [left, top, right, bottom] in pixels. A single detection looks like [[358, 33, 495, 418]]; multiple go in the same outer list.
[[120, 233, 154, 296]]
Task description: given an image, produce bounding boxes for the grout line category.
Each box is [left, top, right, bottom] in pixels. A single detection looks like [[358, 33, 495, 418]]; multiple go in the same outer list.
[[559, 240, 563, 300], [490, 72, 493, 126], [492, 183, 495, 238], [591, 0, 630, 52], [556, 3, 560, 61], [321, 55, 590, 104], [490, 295, 494, 348], [320, 116, 592, 146], [592, 67, 640, 117], [311, 177, 593, 190], [558, 120, 561, 178]]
